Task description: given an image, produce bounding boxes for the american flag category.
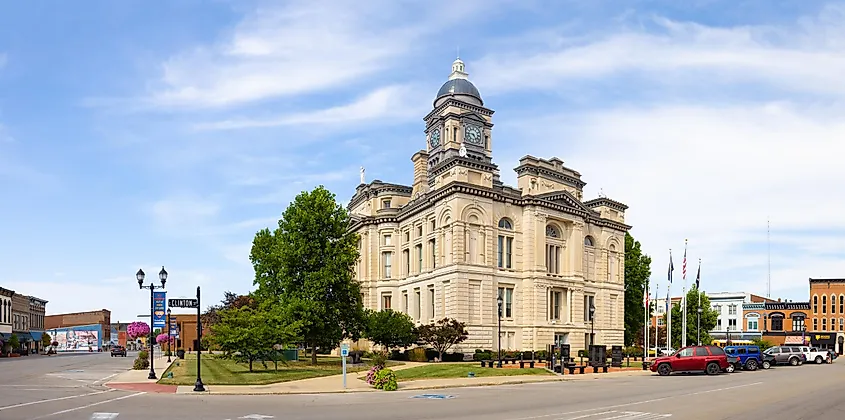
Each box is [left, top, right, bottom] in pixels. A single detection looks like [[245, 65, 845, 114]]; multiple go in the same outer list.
[[682, 247, 687, 281], [643, 284, 649, 308]]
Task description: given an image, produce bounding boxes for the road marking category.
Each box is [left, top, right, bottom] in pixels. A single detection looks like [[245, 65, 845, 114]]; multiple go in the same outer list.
[[0, 389, 114, 411], [508, 382, 762, 420], [0, 385, 82, 388], [90, 414, 120, 420], [557, 411, 671, 420], [238, 415, 275, 419], [29, 392, 145, 419], [93, 373, 120, 384]]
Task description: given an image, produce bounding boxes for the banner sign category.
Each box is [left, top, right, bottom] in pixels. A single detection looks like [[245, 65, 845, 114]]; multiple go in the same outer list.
[[170, 319, 179, 339], [153, 291, 167, 328]]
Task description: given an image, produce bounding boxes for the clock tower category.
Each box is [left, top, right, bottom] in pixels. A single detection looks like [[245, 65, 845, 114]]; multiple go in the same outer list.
[[423, 58, 499, 192]]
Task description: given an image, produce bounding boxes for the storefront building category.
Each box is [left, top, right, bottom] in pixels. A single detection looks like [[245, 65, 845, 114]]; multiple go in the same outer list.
[[45, 309, 111, 345], [46, 324, 104, 352]]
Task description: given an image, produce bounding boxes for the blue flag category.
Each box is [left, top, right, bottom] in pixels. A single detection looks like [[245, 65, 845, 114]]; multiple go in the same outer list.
[[668, 251, 674, 283]]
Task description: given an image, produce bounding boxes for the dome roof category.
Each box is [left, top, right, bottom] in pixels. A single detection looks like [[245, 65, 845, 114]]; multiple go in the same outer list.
[[433, 57, 484, 107]]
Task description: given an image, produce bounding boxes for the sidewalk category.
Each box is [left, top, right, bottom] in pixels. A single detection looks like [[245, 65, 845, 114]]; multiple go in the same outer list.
[[107, 354, 177, 393]]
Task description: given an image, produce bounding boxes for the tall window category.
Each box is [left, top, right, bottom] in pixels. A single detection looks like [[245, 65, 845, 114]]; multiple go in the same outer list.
[[498, 286, 514, 318], [497, 218, 514, 269], [822, 318, 827, 330], [382, 252, 392, 279], [402, 291, 409, 314], [429, 239, 436, 269], [822, 295, 827, 314], [840, 295, 844, 314], [792, 316, 805, 332], [840, 318, 844, 331], [814, 295, 819, 313], [584, 295, 595, 322], [728, 304, 737, 315], [428, 287, 435, 320], [747, 317, 759, 331], [545, 225, 562, 274], [770, 315, 784, 331], [583, 235, 596, 280], [402, 249, 410, 275], [414, 289, 421, 320], [383, 234, 392, 246], [728, 319, 737, 328], [814, 318, 819, 330], [607, 244, 618, 283], [415, 244, 423, 272], [382, 294, 392, 310], [549, 290, 562, 320], [832, 295, 836, 314]]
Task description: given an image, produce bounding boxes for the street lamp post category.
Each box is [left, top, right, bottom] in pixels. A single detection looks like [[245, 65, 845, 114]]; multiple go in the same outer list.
[[697, 307, 703, 345], [166, 308, 172, 363], [589, 304, 596, 347], [497, 291, 503, 368], [137, 266, 167, 380], [726, 326, 731, 346], [802, 325, 807, 346]]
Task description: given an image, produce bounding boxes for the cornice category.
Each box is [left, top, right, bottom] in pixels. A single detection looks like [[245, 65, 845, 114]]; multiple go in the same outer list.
[[429, 156, 499, 180], [348, 181, 413, 211], [424, 98, 494, 123], [514, 163, 586, 189], [584, 197, 629, 212]]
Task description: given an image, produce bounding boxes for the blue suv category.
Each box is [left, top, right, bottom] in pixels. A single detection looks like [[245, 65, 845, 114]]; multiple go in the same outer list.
[[724, 345, 766, 371]]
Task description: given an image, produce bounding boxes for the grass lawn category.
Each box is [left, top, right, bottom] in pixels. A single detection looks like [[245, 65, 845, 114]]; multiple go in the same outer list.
[[158, 354, 397, 386], [392, 363, 553, 382]]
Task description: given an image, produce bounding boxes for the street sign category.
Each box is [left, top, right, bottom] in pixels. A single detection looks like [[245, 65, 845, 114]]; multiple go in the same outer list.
[[340, 344, 350, 357], [340, 343, 350, 388], [168, 298, 198, 308]]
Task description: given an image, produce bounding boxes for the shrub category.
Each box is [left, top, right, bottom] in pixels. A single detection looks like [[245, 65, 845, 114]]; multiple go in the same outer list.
[[441, 352, 464, 362], [408, 347, 428, 362], [425, 348, 439, 361], [370, 352, 388, 368], [132, 357, 150, 370], [138, 350, 149, 360], [389, 350, 409, 361], [473, 351, 493, 361], [372, 368, 397, 391]]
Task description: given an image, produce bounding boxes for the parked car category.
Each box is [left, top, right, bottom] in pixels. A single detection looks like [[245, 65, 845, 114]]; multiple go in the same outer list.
[[110, 346, 127, 357], [763, 346, 806, 366], [724, 345, 765, 371], [826, 349, 839, 362], [650, 345, 730, 376], [761, 351, 776, 369], [803, 347, 829, 364]]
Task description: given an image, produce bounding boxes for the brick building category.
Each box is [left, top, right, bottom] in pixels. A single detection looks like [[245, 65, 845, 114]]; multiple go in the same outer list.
[[761, 300, 811, 346], [808, 278, 845, 351], [45, 309, 112, 343], [171, 313, 201, 352]]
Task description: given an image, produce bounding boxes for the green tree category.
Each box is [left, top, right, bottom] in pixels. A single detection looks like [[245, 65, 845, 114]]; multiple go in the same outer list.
[[209, 303, 300, 372], [624, 232, 652, 346], [41, 332, 51, 349], [416, 318, 468, 361], [8, 334, 19, 352], [250, 186, 365, 365], [668, 288, 718, 346], [365, 309, 417, 352]]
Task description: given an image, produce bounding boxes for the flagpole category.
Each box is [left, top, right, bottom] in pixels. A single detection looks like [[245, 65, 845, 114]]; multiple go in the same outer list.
[[667, 249, 673, 354], [682, 239, 688, 348], [643, 281, 649, 363], [654, 280, 659, 353], [697, 259, 702, 345]]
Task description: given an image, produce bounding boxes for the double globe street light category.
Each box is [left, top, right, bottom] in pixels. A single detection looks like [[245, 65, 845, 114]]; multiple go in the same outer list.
[[137, 266, 167, 380]]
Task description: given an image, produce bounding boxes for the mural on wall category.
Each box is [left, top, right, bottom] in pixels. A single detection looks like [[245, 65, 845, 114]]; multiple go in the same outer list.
[[48, 325, 102, 351]]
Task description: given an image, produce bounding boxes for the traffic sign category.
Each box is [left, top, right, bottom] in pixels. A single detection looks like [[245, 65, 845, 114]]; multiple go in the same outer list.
[[169, 298, 198, 308], [340, 344, 349, 357]]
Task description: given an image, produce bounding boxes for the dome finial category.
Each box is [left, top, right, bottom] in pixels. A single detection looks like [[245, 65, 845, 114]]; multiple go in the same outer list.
[[449, 55, 468, 81]]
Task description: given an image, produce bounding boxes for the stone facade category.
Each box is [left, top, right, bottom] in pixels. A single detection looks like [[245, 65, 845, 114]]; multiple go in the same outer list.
[[11, 293, 30, 333], [347, 59, 630, 353], [0, 287, 13, 335]]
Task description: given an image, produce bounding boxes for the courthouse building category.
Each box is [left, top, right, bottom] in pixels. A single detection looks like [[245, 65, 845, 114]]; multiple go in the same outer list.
[[348, 58, 630, 352]]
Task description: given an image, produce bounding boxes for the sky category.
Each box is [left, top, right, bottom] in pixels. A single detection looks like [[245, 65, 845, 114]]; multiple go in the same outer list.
[[1, 0, 844, 323]]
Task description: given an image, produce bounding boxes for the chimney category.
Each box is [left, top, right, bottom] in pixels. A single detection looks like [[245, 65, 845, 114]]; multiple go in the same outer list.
[[778, 298, 782, 302], [411, 150, 430, 197]]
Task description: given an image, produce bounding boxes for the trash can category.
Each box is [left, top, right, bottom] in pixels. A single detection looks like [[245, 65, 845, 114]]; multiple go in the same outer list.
[[282, 349, 299, 361]]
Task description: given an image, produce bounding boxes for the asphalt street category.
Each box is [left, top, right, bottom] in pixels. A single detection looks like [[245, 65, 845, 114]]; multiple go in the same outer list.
[[1, 354, 843, 420]]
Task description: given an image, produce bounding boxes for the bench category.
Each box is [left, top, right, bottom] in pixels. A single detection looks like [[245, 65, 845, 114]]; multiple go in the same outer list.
[[566, 365, 586, 374], [519, 360, 536, 368], [592, 364, 609, 373]]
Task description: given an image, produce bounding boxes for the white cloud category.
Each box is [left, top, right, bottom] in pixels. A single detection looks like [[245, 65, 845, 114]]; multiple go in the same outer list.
[[193, 84, 427, 130], [146, 0, 494, 109], [484, 6, 845, 300], [473, 5, 845, 97], [149, 195, 221, 231]]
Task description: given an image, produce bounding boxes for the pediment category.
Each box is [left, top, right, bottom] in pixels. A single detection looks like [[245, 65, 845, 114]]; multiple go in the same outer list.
[[535, 191, 597, 214]]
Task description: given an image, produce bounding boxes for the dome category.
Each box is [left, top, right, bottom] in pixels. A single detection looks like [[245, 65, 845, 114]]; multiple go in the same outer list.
[[433, 57, 484, 107]]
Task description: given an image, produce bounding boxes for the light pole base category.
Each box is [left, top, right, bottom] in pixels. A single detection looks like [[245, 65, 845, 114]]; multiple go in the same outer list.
[[193, 380, 206, 392], [148, 372, 157, 380]]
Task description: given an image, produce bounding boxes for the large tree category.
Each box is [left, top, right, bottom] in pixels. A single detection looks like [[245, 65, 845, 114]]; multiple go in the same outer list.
[[250, 186, 365, 365], [209, 303, 300, 372], [668, 288, 718, 346], [417, 318, 468, 361], [202, 291, 255, 328], [624, 232, 652, 346]]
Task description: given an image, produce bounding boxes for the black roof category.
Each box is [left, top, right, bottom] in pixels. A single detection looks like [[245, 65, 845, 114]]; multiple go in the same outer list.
[[436, 79, 482, 105]]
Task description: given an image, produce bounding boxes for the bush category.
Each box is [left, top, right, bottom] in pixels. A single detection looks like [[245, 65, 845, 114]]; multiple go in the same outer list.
[[372, 368, 397, 391], [473, 350, 493, 361], [536, 350, 548, 361], [132, 357, 150, 370], [138, 350, 149, 360], [408, 347, 428, 362], [425, 349, 438, 361], [389, 350, 409, 361], [441, 352, 464, 362], [370, 352, 388, 368]]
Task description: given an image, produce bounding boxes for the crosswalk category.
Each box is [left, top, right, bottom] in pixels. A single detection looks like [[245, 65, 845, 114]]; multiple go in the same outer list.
[[558, 411, 672, 419]]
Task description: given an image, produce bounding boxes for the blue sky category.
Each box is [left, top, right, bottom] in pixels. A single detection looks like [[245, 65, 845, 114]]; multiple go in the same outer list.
[[1, 0, 844, 323]]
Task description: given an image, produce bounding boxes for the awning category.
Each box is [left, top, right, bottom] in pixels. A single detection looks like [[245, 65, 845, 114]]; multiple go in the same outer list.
[[29, 332, 44, 342], [0, 332, 10, 340], [784, 336, 808, 345], [15, 333, 31, 342]]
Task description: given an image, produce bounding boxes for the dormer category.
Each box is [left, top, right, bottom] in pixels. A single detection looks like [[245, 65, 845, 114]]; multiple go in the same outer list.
[[515, 155, 586, 199]]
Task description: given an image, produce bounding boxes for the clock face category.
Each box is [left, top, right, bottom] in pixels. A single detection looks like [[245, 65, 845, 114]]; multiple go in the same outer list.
[[429, 129, 441, 148], [464, 124, 483, 145]]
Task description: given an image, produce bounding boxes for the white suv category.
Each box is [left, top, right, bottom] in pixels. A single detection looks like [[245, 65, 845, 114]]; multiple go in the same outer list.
[[800, 346, 829, 364]]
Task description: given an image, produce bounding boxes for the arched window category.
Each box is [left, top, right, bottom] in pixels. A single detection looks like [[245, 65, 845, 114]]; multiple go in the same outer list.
[[832, 294, 836, 314], [823, 295, 827, 314], [814, 295, 819, 313], [791, 313, 805, 332], [813, 318, 818, 331], [545, 224, 562, 274], [770, 313, 784, 331], [497, 218, 514, 269], [498, 218, 513, 230], [607, 244, 618, 283], [840, 295, 844, 314], [583, 235, 596, 280], [746, 313, 760, 331], [822, 318, 827, 331], [832, 318, 836, 332]]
